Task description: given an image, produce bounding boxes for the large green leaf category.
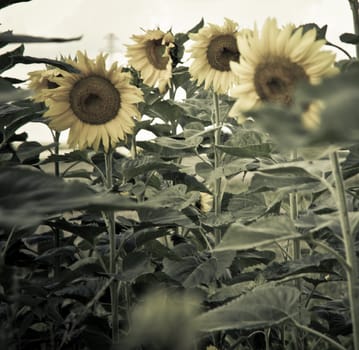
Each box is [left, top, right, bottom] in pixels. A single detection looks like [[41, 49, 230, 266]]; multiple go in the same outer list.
[[137, 207, 197, 228], [144, 99, 185, 123], [217, 143, 274, 157], [118, 156, 179, 180], [0, 167, 139, 228], [0, 31, 81, 45], [215, 216, 300, 251], [182, 258, 217, 288], [249, 166, 320, 193], [0, 44, 24, 74], [0, 76, 29, 103], [121, 252, 155, 282], [155, 135, 203, 149], [196, 285, 303, 331]]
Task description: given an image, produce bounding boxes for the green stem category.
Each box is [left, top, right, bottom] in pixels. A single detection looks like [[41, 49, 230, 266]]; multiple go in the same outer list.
[[53, 131, 61, 278], [54, 131, 60, 177], [212, 91, 222, 245], [104, 150, 120, 345], [349, 0, 359, 57], [289, 149, 303, 350], [327, 41, 352, 59], [131, 132, 137, 159], [329, 151, 359, 350], [264, 328, 270, 350], [289, 151, 301, 291]]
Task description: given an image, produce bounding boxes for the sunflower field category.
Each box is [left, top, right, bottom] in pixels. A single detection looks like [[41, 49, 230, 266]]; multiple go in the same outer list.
[[1, 0, 359, 349]]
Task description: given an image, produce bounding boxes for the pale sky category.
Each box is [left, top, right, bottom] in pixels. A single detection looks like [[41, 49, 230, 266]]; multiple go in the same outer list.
[[0, 0, 355, 142]]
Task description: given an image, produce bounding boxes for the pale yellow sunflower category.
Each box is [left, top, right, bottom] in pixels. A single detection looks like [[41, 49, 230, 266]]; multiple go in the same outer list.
[[43, 51, 143, 152], [188, 18, 243, 94], [126, 29, 174, 93], [28, 68, 62, 102], [199, 192, 213, 213], [229, 18, 338, 127]]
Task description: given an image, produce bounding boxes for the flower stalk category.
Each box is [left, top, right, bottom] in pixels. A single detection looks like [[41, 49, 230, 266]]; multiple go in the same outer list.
[[104, 149, 120, 345], [329, 151, 359, 350], [212, 91, 222, 245]]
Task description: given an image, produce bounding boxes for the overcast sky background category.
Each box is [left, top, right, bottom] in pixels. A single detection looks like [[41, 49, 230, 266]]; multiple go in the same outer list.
[[0, 0, 355, 142]]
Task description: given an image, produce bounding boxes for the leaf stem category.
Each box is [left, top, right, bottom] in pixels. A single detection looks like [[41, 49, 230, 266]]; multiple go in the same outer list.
[[212, 91, 222, 245], [329, 150, 359, 350], [104, 150, 120, 345]]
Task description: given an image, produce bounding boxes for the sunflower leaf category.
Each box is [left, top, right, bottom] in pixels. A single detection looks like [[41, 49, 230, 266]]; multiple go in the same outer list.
[[11, 55, 80, 73], [215, 216, 300, 251], [340, 32, 359, 44], [0, 44, 24, 74], [0, 32, 82, 44], [195, 285, 305, 331], [296, 23, 327, 40], [187, 18, 204, 35]]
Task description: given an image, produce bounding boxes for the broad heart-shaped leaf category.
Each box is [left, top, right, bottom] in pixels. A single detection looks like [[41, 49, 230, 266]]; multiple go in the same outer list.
[[182, 258, 217, 288], [117, 156, 179, 180], [137, 207, 197, 228], [144, 99, 185, 123], [249, 166, 320, 193], [195, 285, 303, 331], [16, 141, 55, 164], [263, 254, 338, 281], [221, 127, 275, 157], [0, 167, 140, 228], [120, 252, 155, 282], [154, 135, 203, 149], [217, 143, 274, 157], [215, 216, 300, 251]]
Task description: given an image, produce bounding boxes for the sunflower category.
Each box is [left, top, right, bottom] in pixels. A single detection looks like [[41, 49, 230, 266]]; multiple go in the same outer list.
[[229, 18, 338, 126], [198, 192, 213, 213], [28, 68, 62, 102], [188, 18, 244, 94], [43, 51, 143, 152], [126, 29, 174, 93]]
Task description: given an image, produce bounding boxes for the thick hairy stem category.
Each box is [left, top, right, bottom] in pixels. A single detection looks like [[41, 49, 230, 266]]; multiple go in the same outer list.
[[289, 150, 301, 283], [53, 131, 61, 278], [330, 151, 359, 350], [104, 150, 120, 345], [212, 92, 222, 245]]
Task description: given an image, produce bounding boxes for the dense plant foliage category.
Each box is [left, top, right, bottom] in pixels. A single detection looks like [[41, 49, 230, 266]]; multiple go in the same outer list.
[[1, 1, 359, 349]]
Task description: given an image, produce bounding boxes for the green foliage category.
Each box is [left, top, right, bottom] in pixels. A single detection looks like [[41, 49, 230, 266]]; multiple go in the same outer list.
[[0, 4, 358, 350]]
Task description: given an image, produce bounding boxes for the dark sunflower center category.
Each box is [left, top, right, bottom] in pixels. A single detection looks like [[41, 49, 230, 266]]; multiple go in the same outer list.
[[69, 76, 121, 125], [146, 39, 169, 70], [254, 58, 308, 105], [47, 80, 59, 89], [206, 34, 239, 72]]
